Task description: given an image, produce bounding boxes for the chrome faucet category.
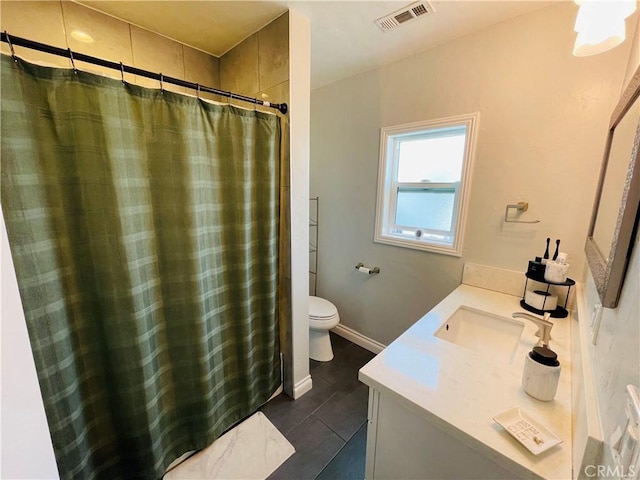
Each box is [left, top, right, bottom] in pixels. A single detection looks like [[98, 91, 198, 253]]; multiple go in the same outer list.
[[512, 311, 553, 347]]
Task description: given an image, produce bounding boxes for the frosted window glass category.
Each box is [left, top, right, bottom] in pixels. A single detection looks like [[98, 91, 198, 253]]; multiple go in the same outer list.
[[395, 190, 455, 231], [397, 130, 466, 183]]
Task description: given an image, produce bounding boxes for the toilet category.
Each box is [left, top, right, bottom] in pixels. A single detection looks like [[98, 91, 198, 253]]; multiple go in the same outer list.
[[309, 296, 340, 362]]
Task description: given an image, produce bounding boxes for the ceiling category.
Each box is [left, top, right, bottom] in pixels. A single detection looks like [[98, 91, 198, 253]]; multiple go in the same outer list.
[[78, 1, 559, 90]]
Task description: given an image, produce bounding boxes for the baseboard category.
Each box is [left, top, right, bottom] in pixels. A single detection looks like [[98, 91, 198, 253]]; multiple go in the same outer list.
[[292, 375, 313, 399], [332, 324, 386, 354]]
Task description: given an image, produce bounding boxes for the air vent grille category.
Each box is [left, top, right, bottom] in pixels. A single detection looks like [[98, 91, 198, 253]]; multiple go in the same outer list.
[[412, 4, 428, 16], [394, 10, 414, 24], [378, 18, 398, 31], [374, 1, 434, 32]]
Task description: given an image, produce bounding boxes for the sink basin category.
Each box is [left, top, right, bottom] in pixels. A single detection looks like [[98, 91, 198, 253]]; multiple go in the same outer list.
[[434, 306, 525, 362]]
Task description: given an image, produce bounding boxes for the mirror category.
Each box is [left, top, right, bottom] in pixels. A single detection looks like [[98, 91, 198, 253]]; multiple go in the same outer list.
[[585, 65, 640, 308]]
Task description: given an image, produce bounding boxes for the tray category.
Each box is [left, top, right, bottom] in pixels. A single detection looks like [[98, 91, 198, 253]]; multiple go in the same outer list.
[[493, 407, 562, 455]]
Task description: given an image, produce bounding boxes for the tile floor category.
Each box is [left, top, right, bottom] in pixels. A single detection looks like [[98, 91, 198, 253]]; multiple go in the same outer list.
[[260, 333, 376, 480]]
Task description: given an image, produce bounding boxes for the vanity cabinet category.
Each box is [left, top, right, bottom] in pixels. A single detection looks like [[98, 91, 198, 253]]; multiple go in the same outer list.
[[359, 284, 573, 480], [365, 389, 518, 480]]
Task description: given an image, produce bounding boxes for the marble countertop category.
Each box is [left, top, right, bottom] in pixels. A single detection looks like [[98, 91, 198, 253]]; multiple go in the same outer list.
[[358, 284, 572, 480]]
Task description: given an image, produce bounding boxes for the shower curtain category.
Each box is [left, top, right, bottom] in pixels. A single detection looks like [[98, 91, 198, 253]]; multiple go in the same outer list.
[[1, 54, 284, 479]]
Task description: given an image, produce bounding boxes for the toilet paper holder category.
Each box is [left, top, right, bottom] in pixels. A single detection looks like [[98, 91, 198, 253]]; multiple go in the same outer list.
[[355, 262, 380, 275]]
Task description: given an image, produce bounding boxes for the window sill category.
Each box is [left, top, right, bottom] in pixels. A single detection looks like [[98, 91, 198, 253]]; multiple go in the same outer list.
[[374, 233, 462, 257]]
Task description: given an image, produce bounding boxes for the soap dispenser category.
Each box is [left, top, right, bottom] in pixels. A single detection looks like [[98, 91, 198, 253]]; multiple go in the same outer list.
[[522, 346, 560, 401]]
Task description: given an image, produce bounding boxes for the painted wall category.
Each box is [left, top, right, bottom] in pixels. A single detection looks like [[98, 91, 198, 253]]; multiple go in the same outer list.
[[622, 13, 640, 88], [582, 13, 640, 476], [286, 9, 312, 399], [1, 212, 59, 479], [310, 2, 633, 345], [0, 2, 218, 477]]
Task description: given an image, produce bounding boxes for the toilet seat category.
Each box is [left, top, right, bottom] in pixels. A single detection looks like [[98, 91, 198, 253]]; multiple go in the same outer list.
[[309, 296, 339, 330], [309, 315, 339, 330], [309, 296, 338, 319]]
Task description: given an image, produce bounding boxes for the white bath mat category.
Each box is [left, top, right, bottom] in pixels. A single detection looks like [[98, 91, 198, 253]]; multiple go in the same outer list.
[[164, 412, 294, 480]]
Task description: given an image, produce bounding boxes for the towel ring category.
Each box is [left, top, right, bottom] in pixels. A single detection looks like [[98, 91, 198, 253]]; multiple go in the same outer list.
[[504, 202, 540, 224]]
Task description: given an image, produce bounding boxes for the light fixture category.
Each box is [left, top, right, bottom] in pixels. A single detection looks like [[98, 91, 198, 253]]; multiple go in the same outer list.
[[70, 30, 94, 43], [573, 0, 637, 56]]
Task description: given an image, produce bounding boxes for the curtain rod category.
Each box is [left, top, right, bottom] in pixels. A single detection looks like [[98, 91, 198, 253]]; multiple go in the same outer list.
[[1, 31, 288, 115]]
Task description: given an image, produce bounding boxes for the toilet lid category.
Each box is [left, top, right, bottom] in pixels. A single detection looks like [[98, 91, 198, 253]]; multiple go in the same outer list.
[[309, 296, 338, 319]]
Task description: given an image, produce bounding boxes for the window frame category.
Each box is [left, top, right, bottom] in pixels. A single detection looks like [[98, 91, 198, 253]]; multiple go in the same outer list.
[[374, 113, 479, 256]]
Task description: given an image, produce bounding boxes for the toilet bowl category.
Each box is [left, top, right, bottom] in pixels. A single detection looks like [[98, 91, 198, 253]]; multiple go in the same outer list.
[[309, 296, 340, 362]]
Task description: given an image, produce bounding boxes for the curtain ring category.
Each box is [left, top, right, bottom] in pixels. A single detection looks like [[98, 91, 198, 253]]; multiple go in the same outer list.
[[67, 48, 77, 73], [159, 73, 164, 93], [4, 31, 17, 62], [196, 83, 200, 100], [120, 62, 125, 84]]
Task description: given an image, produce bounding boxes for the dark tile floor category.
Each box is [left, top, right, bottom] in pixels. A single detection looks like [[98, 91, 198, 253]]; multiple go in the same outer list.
[[261, 333, 376, 480]]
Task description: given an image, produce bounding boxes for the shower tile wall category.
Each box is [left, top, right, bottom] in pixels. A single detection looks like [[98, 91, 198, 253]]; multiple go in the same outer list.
[[257, 14, 289, 94], [0, 1, 221, 97], [0, 1, 67, 66], [220, 34, 260, 97], [220, 12, 290, 112], [63, 2, 135, 82], [129, 25, 187, 93], [0, 1, 288, 106], [183, 48, 222, 100]]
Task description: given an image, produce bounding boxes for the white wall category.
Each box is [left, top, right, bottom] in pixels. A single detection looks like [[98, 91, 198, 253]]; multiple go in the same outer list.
[[622, 13, 640, 88], [1, 212, 59, 479], [288, 9, 312, 398], [310, 2, 633, 345]]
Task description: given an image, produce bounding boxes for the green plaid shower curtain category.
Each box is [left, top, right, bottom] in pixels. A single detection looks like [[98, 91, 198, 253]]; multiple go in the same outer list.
[[1, 54, 282, 479]]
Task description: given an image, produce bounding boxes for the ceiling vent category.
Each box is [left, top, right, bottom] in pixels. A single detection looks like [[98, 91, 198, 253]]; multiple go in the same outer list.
[[374, 1, 435, 32]]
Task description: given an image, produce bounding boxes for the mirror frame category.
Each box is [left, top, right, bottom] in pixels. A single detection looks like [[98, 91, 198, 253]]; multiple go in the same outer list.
[[585, 64, 640, 308]]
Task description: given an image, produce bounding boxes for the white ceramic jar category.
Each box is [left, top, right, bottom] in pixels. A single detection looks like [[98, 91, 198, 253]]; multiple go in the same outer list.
[[544, 262, 570, 283], [522, 346, 561, 401]]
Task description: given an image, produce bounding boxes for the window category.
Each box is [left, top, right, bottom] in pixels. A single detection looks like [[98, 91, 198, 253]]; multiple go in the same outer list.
[[375, 113, 479, 256]]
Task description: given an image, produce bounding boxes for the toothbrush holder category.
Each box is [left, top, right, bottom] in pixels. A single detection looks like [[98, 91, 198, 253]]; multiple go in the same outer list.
[[544, 262, 570, 283]]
